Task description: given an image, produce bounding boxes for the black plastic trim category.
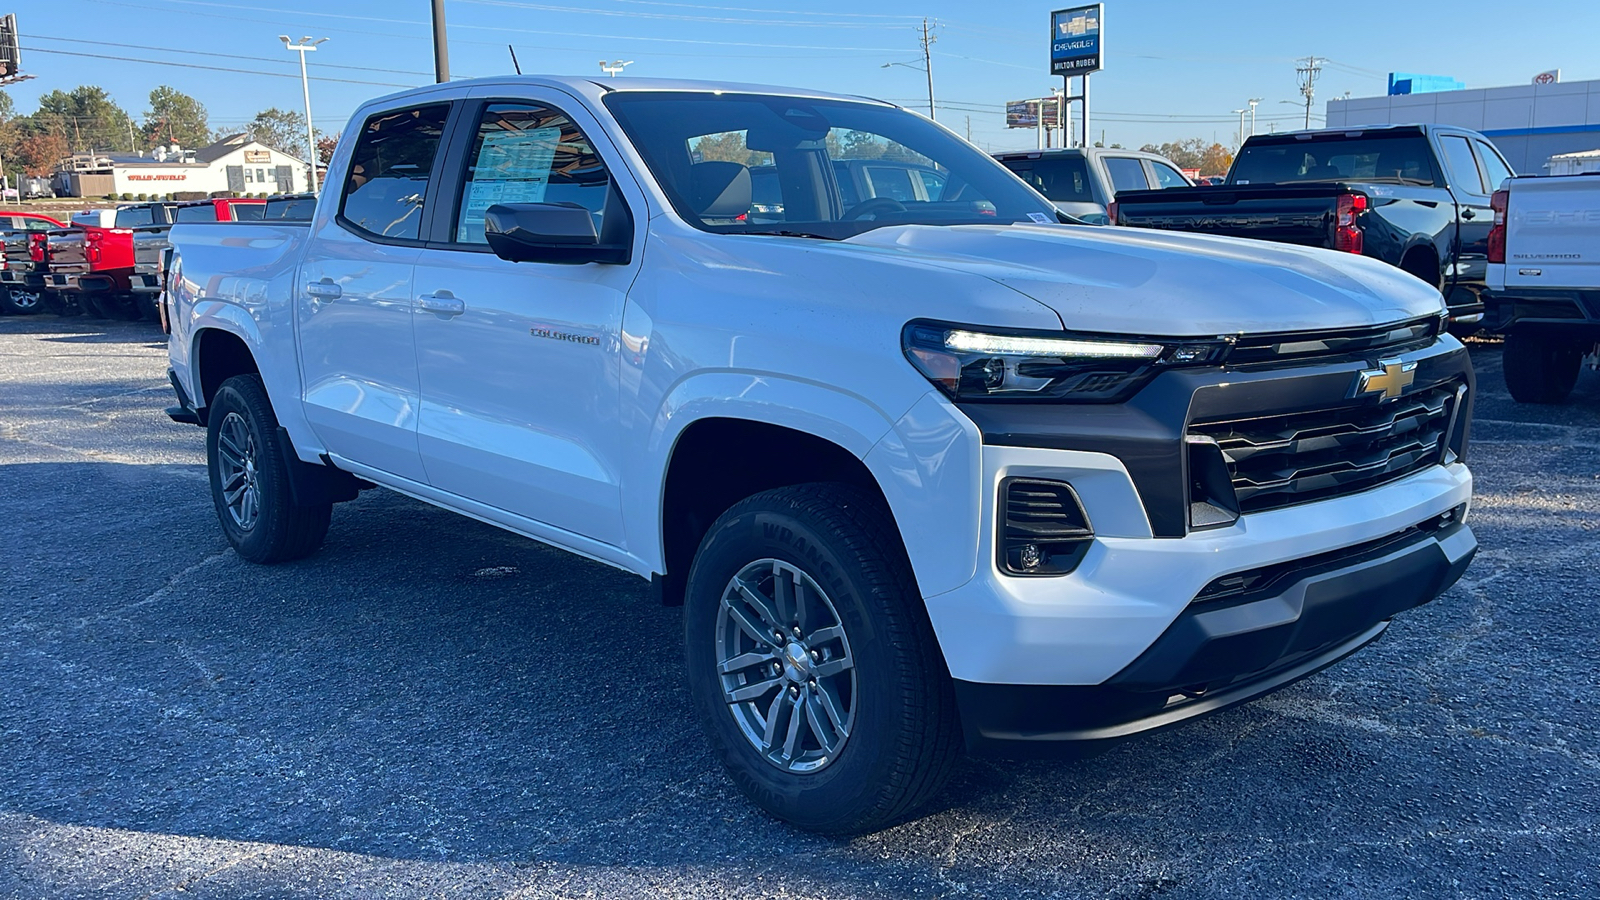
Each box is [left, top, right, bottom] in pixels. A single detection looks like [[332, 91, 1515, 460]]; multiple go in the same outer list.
[[165, 368, 203, 426], [275, 427, 361, 506]]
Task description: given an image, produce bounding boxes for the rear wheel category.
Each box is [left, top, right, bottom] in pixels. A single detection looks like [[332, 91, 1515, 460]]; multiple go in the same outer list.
[[134, 293, 161, 321], [3, 287, 43, 315], [683, 483, 960, 834], [207, 374, 332, 563], [1503, 331, 1583, 404]]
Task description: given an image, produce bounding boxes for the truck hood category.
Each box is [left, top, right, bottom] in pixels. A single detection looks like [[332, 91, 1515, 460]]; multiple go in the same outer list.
[[844, 223, 1445, 336]]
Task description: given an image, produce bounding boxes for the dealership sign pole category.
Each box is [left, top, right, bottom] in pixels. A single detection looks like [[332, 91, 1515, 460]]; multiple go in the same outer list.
[[1051, 4, 1102, 148]]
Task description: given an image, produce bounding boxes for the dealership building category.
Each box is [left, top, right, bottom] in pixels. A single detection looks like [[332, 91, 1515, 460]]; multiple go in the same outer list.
[[1324, 75, 1600, 173], [53, 133, 311, 198]]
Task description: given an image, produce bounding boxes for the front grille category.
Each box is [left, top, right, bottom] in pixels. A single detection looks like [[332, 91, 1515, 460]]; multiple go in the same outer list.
[[1226, 316, 1441, 367], [1188, 380, 1462, 514]]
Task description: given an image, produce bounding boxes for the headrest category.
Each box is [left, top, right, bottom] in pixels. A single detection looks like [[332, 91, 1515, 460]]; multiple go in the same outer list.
[[689, 161, 752, 219]]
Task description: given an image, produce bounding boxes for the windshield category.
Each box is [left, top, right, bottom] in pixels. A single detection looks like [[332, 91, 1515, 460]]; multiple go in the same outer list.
[[604, 92, 1058, 238], [1230, 135, 1438, 186]]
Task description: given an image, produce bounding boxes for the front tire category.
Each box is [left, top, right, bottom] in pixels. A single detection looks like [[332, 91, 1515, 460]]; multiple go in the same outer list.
[[206, 375, 331, 563], [683, 484, 960, 834], [1503, 331, 1582, 404]]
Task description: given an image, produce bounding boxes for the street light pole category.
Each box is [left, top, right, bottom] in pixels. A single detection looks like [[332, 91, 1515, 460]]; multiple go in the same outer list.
[[1232, 108, 1246, 149], [1247, 98, 1262, 138], [280, 35, 328, 194], [431, 0, 450, 83]]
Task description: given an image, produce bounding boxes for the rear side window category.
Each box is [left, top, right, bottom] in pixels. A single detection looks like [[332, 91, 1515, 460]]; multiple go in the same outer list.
[[175, 205, 217, 223], [453, 102, 611, 244], [1150, 161, 1190, 189], [1103, 157, 1150, 193], [1474, 140, 1514, 192], [341, 103, 451, 241], [233, 204, 265, 221], [1438, 135, 1486, 194]]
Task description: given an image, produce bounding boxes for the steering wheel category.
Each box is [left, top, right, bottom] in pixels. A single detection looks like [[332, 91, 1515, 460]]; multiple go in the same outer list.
[[844, 197, 907, 221]]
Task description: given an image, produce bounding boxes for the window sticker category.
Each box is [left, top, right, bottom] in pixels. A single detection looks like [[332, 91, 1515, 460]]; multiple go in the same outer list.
[[1026, 211, 1052, 223], [459, 125, 562, 241]]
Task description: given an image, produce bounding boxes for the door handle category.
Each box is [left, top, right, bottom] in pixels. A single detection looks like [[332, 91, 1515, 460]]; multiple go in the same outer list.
[[416, 291, 465, 316], [1460, 208, 1477, 220], [305, 279, 342, 299]]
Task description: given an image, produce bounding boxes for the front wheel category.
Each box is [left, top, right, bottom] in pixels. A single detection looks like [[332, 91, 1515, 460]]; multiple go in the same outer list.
[[683, 484, 961, 834], [1503, 331, 1583, 404], [206, 374, 332, 563], [0, 287, 43, 315]]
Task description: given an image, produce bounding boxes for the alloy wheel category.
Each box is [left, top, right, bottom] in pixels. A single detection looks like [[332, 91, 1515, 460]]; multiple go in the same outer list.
[[716, 558, 857, 773], [216, 411, 262, 531]]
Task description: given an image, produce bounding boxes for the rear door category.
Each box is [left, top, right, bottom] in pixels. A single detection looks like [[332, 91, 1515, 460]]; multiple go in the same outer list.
[[1436, 133, 1494, 296], [408, 92, 640, 546], [296, 101, 453, 483], [1101, 155, 1153, 198]]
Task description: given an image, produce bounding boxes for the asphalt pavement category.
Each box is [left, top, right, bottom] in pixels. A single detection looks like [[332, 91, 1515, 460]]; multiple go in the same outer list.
[[1, 315, 1596, 899]]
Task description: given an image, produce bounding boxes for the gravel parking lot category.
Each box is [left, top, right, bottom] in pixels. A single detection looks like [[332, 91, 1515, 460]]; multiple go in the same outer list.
[[1, 316, 1596, 899]]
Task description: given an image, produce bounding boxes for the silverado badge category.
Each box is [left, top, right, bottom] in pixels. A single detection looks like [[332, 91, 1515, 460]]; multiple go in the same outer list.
[[1357, 358, 1417, 399]]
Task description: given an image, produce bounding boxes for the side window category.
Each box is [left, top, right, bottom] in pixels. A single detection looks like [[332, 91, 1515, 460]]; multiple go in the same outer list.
[[1150, 161, 1189, 189], [234, 204, 265, 221], [863, 166, 917, 201], [1438, 135, 1486, 194], [455, 102, 611, 244], [1104, 157, 1150, 193], [1473, 140, 1514, 192], [918, 169, 947, 201], [341, 103, 451, 241]]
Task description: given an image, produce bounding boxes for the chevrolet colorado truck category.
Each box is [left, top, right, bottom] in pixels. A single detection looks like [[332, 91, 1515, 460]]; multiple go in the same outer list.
[[1486, 173, 1600, 402], [1111, 125, 1516, 329], [164, 76, 1478, 833]]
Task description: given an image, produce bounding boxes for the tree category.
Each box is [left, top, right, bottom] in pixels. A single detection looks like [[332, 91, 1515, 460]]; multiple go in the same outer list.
[[316, 135, 338, 165], [16, 132, 68, 175], [247, 107, 311, 159], [143, 86, 211, 149], [1198, 143, 1235, 177], [34, 85, 136, 152], [691, 130, 770, 167]]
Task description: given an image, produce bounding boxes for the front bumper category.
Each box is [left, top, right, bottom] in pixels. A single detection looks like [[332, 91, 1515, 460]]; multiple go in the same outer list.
[[955, 516, 1475, 756]]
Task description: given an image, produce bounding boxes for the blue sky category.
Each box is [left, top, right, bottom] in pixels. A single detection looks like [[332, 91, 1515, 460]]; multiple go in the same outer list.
[[12, 0, 1600, 152]]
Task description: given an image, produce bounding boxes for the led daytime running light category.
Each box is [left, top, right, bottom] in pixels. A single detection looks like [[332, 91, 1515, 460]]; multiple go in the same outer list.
[[944, 330, 1164, 359]]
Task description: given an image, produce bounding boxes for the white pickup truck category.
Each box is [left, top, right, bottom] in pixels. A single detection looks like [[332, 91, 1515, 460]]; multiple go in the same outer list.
[[164, 76, 1478, 833], [1487, 173, 1600, 402]]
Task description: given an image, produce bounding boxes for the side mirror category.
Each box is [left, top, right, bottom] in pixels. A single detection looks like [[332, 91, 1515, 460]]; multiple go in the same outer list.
[[485, 200, 630, 265]]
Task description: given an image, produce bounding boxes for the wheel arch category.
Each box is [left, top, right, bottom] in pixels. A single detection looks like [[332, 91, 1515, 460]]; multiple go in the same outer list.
[[656, 416, 904, 607], [1399, 241, 1443, 290]]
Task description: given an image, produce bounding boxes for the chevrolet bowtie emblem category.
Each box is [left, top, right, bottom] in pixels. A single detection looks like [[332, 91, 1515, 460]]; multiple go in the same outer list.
[[1357, 358, 1417, 399]]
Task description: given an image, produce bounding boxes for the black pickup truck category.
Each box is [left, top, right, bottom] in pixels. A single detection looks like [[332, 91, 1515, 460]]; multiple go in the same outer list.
[[1111, 124, 1516, 328]]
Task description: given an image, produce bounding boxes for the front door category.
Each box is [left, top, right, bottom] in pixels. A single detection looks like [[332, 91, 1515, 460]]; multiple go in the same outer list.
[[1437, 134, 1494, 300], [411, 97, 638, 546], [296, 101, 452, 484]]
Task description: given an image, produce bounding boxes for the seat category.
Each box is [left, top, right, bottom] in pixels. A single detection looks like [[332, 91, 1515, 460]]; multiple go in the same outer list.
[[689, 161, 752, 224]]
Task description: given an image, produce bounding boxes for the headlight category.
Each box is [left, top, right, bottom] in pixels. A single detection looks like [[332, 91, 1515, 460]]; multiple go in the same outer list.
[[903, 320, 1232, 403]]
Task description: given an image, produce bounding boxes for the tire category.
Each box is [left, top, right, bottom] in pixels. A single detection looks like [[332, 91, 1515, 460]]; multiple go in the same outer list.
[[77, 293, 111, 318], [1, 287, 44, 315], [1503, 331, 1582, 404], [40, 291, 76, 317], [683, 483, 961, 834], [206, 374, 332, 563], [134, 293, 161, 321]]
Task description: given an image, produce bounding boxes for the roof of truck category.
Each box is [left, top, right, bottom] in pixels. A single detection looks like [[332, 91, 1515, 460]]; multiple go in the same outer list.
[[360, 75, 895, 112]]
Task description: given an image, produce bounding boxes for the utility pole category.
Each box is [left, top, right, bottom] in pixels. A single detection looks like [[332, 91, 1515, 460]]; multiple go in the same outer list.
[[965, 115, 971, 141], [1247, 98, 1262, 138], [918, 18, 937, 121], [280, 36, 328, 193], [431, 0, 450, 83], [1296, 56, 1322, 130]]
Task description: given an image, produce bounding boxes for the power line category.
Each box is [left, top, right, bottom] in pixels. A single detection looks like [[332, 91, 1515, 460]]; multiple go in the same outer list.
[[18, 46, 413, 88], [457, 0, 904, 29], [25, 33, 432, 77]]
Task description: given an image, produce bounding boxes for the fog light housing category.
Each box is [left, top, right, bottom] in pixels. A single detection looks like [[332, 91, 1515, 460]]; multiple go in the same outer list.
[[999, 478, 1093, 576]]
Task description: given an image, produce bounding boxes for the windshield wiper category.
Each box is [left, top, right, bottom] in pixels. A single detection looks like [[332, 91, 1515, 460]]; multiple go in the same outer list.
[[748, 229, 840, 241]]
